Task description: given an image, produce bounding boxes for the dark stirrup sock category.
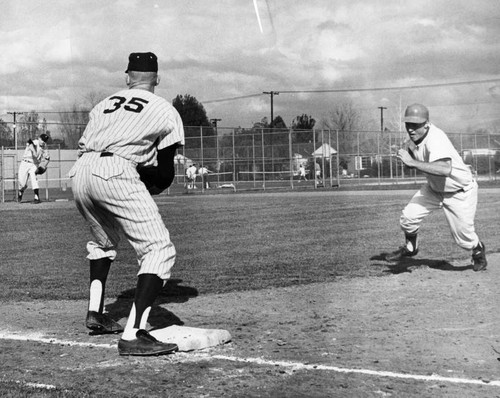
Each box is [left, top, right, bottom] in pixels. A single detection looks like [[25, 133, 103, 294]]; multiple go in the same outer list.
[[133, 273, 164, 329]]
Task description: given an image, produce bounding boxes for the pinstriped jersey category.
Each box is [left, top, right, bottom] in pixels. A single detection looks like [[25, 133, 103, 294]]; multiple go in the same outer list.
[[78, 88, 185, 167]]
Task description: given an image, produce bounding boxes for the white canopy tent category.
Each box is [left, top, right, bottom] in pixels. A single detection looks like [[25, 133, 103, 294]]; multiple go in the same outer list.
[[312, 143, 337, 158]]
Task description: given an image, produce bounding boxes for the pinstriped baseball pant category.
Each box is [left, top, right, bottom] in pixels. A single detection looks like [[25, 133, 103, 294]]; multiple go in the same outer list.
[[70, 152, 176, 280]]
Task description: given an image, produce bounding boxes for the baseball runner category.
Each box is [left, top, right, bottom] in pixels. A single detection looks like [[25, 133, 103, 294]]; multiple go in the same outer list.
[[69, 52, 185, 356], [385, 103, 487, 271], [17, 133, 50, 204]]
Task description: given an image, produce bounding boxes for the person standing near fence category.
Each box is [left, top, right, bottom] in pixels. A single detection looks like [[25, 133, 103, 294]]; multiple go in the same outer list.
[[69, 52, 185, 356], [385, 103, 487, 272], [17, 133, 50, 204], [185, 163, 197, 189], [198, 164, 210, 189], [298, 164, 307, 182]]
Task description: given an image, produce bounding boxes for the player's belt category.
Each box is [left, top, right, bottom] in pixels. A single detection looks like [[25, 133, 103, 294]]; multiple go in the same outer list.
[[100, 152, 113, 157], [23, 159, 33, 163]]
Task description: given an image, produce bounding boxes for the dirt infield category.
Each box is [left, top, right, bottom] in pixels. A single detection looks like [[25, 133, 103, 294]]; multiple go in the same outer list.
[[1, 253, 499, 397]]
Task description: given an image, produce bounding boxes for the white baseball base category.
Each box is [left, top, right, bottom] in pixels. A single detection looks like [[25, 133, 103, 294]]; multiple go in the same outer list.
[[149, 325, 231, 352]]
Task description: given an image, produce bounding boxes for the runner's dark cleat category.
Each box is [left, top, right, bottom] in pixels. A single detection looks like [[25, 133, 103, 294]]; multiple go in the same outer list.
[[472, 241, 487, 271], [86, 311, 124, 334], [385, 246, 419, 262]]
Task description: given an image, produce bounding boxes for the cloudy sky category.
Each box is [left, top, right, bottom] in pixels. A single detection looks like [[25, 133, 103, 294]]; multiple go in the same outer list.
[[1, 0, 500, 132]]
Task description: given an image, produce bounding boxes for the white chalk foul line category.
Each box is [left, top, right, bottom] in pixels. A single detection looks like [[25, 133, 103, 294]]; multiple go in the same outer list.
[[1, 331, 499, 388], [0, 331, 115, 349], [210, 355, 500, 387]]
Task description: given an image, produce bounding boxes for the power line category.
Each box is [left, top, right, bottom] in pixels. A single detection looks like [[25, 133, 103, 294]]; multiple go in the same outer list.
[[201, 78, 500, 104], [202, 93, 263, 104], [278, 78, 500, 94]]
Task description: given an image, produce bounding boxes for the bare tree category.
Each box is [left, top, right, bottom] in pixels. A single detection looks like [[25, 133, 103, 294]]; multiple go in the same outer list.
[[18, 111, 40, 144], [83, 90, 108, 109], [320, 101, 365, 155], [321, 101, 363, 132], [59, 104, 90, 149]]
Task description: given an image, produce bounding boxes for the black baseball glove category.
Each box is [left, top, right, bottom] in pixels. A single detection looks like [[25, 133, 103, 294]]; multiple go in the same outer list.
[[138, 166, 164, 195], [137, 144, 179, 195], [35, 166, 47, 175]]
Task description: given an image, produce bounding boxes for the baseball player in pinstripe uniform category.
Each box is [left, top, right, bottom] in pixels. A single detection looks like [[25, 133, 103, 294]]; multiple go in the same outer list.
[[17, 133, 50, 204], [69, 52, 185, 356], [385, 103, 487, 271]]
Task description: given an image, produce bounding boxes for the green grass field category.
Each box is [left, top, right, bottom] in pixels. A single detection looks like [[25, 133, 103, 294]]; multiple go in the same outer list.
[[2, 188, 498, 303]]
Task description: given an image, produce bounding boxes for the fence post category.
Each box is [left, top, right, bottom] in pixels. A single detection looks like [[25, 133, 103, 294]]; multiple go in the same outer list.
[[328, 129, 332, 187], [1, 146, 4, 203], [261, 128, 265, 190], [232, 129, 236, 184], [58, 144, 62, 190], [336, 130, 340, 187], [289, 128, 293, 189], [252, 133, 256, 188], [200, 126, 204, 192], [313, 128, 317, 189]]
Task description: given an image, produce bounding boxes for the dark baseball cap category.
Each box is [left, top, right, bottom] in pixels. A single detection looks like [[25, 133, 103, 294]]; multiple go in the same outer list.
[[125, 52, 158, 73], [39, 133, 49, 143]]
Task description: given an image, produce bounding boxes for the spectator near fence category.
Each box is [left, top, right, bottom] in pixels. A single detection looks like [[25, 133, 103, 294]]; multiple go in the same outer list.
[[185, 163, 197, 189], [198, 165, 210, 189], [298, 164, 307, 182]]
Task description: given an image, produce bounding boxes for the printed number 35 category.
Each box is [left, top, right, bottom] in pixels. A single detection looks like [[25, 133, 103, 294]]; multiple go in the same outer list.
[[103, 96, 149, 114]]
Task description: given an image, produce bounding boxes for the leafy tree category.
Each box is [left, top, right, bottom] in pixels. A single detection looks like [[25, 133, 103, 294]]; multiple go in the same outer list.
[[172, 94, 214, 141], [292, 114, 316, 143], [0, 118, 12, 146], [272, 115, 287, 129], [172, 93, 211, 128], [292, 114, 315, 130]]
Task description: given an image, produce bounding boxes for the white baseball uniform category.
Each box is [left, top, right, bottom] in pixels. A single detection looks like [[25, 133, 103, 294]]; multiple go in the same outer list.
[[185, 164, 197, 188], [69, 88, 185, 279], [18, 139, 50, 191], [400, 123, 479, 250]]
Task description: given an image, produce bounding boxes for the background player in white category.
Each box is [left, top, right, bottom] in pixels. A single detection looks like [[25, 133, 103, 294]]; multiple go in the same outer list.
[[185, 163, 197, 189], [69, 52, 185, 356], [386, 103, 487, 271], [17, 133, 50, 204], [298, 163, 307, 182], [198, 164, 210, 189]]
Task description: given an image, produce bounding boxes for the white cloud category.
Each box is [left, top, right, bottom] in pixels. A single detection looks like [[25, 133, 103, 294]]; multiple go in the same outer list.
[[1, 0, 499, 130]]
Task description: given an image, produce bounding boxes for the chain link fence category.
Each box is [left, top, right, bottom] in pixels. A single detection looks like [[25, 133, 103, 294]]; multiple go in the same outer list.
[[1, 123, 499, 202]]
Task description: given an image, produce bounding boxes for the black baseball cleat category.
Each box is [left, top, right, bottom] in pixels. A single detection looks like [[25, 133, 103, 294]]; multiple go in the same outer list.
[[34, 198, 41, 204], [86, 311, 124, 334], [472, 241, 487, 272], [385, 246, 419, 262], [118, 329, 178, 356]]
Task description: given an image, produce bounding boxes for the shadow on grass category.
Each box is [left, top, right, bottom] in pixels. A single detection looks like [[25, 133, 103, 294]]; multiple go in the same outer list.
[[370, 252, 473, 274], [104, 278, 198, 329]]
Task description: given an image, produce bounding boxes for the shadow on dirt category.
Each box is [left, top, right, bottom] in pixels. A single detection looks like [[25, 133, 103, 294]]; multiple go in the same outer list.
[[103, 279, 198, 329], [370, 252, 473, 274]]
